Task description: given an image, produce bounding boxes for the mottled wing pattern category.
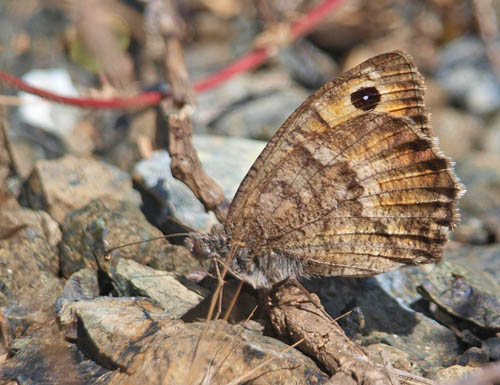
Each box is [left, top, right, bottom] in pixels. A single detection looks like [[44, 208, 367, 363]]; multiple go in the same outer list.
[[225, 51, 464, 277]]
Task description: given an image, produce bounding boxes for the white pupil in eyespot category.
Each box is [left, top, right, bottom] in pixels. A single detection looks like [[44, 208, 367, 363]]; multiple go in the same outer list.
[[363, 95, 369, 100]]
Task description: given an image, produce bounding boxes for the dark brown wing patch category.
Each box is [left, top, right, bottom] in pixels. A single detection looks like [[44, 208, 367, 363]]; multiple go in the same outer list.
[[351, 87, 381, 111]]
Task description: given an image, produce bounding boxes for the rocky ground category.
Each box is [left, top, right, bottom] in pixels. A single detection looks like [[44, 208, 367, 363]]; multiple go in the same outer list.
[[0, 1, 500, 384]]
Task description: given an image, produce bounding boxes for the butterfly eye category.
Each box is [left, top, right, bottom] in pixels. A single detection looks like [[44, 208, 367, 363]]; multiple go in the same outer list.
[[350, 87, 381, 111]]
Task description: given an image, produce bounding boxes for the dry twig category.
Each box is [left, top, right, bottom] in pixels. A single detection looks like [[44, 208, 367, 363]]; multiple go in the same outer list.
[[266, 281, 438, 385], [140, 0, 228, 220], [62, 0, 137, 89]]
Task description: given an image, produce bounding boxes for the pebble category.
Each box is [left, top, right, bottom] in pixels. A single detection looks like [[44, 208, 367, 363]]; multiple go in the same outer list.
[[483, 337, 500, 361], [133, 135, 265, 232], [25, 154, 141, 224]]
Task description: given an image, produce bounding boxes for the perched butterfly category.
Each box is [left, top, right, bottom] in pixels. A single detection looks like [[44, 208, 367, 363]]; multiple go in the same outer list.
[[186, 51, 465, 289]]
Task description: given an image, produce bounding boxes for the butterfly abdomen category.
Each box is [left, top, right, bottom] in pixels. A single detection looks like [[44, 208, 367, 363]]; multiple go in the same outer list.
[[186, 228, 306, 289]]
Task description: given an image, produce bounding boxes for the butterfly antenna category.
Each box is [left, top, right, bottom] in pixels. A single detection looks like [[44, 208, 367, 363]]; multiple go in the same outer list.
[[104, 232, 191, 255]]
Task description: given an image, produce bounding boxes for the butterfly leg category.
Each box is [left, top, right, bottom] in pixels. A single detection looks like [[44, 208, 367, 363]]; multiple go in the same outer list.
[[286, 278, 335, 322], [212, 259, 224, 320]]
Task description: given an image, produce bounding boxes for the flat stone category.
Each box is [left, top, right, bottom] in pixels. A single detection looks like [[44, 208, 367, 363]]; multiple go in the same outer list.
[[57, 296, 328, 384], [364, 343, 413, 373], [430, 364, 481, 383], [110, 258, 205, 318], [26, 154, 140, 224]]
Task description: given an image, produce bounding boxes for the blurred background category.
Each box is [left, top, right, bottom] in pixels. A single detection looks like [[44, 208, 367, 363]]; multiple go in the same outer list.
[[1, 0, 499, 242], [1, 1, 500, 382], [0, 0, 499, 258]]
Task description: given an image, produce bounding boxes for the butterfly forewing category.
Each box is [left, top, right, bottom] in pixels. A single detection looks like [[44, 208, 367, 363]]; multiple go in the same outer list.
[[225, 51, 464, 279]]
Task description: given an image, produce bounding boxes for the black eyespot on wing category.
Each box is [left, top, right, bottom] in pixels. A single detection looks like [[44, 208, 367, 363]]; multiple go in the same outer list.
[[351, 87, 381, 111]]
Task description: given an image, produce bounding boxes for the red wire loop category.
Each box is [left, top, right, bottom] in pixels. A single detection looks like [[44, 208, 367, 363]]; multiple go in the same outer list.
[[0, 0, 343, 109]]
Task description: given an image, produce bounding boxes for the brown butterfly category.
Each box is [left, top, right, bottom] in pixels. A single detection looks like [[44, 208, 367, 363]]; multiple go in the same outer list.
[[186, 51, 465, 289]]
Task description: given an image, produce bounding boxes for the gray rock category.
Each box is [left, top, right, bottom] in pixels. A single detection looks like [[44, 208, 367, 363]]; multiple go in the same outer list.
[[430, 365, 481, 383], [0, 207, 62, 312], [101, 109, 157, 171], [455, 152, 500, 218], [0, 207, 64, 358], [133, 135, 265, 232], [0, 322, 111, 385], [373, 266, 430, 308], [59, 197, 185, 277], [110, 258, 205, 318], [436, 36, 500, 115], [445, 244, 500, 285], [57, 296, 328, 384], [148, 242, 200, 277], [483, 337, 500, 360], [26, 155, 141, 224], [193, 70, 309, 140], [373, 245, 500, 334], [60, 268, 100, 303], [456, 347, 489, 367], [18, 69, 84, 137], [208, 87, 308, 140], [305, 276, 460, 375], [184, 40, 235, 80], [418, 259, 500, 331], [454, 216, 492, 244], [483, 111, 500, 154], [278, 39, 339, 90]]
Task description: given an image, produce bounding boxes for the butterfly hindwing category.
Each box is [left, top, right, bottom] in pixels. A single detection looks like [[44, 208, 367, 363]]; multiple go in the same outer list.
[[224, 51, 463, 279]]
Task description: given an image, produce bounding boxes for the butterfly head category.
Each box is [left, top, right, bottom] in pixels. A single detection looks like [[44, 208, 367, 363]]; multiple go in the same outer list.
[[184, 226, 229, 273]]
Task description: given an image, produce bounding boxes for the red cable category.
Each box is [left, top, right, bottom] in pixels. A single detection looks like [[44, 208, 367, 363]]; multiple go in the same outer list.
[[0, 0, 344, 109]]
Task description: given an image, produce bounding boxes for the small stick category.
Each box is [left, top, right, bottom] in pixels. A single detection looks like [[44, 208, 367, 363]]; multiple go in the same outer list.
[[207, 305, 259, 383], [222, 280, 244, 321], [473, 0, 500, 82], [224, 337, 306, 385]]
